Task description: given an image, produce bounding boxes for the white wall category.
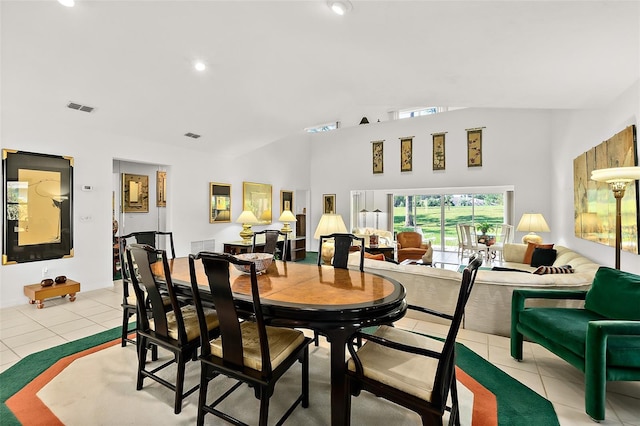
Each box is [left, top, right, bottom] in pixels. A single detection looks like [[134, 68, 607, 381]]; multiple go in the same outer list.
[[308, 108, 554, 248], [551, 80, 640, 274]]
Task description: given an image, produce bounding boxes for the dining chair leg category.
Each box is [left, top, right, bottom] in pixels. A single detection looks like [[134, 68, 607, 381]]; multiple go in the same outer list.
[[136, 336, 148, 390], [196, 365, 209, 426], [174, 352, 185, 414], [259, 395, 270, 426], [302, 347, 309, 408]]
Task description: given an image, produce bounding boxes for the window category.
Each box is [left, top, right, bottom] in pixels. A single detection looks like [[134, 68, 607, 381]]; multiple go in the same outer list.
[[398, 107, 439, 119], [305, 122, 338, 133]]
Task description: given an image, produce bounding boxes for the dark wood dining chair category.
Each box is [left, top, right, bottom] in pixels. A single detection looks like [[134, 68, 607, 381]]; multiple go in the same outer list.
[[315, 233, 365, 345], [317, 233, 365, 272], [126, 244, 219, 414], [118, 231, 175, 347], [252, 229, 287, 261], [345, 255, 483, 425], [188, 252, 312, 426]]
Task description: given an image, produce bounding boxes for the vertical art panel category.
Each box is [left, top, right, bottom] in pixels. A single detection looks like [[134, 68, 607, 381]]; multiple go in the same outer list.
[[574, 125, 638, 254]]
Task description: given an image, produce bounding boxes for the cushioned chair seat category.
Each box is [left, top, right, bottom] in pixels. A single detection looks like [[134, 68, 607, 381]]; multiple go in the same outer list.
[[210, 321, 306, 372], [151, 305, 219, 342], [519, 308, 640, 367], [347, 325, 442, 402]]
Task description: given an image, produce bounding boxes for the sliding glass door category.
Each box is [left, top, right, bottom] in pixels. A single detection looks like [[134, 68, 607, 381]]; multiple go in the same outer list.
[[393, 192, 507, 252]]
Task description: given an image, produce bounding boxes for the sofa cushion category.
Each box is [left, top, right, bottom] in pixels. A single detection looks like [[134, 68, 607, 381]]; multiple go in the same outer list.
[[519, 308, 640, 367], [530, 248, 557, 267], [585, 267, 640, 320], [523, 242, 554, 264]]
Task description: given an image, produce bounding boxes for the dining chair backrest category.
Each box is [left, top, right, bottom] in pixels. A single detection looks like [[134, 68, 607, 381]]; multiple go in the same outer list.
[[189, 252, 273, 376], [252, 229, 287, 261], [318, 233, 365, 271], [127, 243, 186, 343], [494, 224, 513, 244], [121, 231, 176, 259]]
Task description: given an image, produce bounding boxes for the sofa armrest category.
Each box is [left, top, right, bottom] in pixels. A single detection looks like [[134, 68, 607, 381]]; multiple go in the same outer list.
[[512, 289, 587, 311], [511, 289, 588, 353], [585, 320, 640, 419]]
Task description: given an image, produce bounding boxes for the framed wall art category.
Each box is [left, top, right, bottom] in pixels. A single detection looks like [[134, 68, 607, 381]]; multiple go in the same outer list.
[[280, 189, 293, 214], [243, 181, 272, 224], [122, 173, 149, 213], [573, 125, 638, 254], [400, 137, 413, 172], [372, 140, 384, 174], [432, 133, 446, 170], [2, 149, 74, 264], [467, 129, 483, 167], [156, 171, 166, 207], [210, 182, 231, 223], [323, 194, 336, 214]]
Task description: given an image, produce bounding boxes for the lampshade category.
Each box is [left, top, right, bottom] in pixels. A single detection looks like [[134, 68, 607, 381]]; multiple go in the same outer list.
[[314, 214, 347, 239], [516, 213, 550, 244], [516, 213, 550, 233], [278, 210, 297, 222], [236, 210, 258, 224], [591, 166, 640, 183]]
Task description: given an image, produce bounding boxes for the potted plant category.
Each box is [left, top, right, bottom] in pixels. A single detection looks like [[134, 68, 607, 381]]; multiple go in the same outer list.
[[476, 222, 495, 244]]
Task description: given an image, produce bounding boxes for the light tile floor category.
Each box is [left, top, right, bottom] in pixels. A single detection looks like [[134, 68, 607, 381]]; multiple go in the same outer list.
[[1, 251, 639, 425]]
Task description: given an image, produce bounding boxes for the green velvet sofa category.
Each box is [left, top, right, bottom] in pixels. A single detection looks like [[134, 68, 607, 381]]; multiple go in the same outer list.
[[510, 266, 640, 421]]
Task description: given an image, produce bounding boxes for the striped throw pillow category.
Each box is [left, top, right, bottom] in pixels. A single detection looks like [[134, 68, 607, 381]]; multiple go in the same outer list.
[[533, 265, 574, 275]]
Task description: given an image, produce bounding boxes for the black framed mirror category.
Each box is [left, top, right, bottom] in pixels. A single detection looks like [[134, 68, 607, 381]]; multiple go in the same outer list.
[[2, 150, 74, 264]]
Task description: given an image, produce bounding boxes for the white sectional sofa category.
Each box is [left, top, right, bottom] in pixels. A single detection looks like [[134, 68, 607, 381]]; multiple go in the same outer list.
[[348, 244, 600, 337]]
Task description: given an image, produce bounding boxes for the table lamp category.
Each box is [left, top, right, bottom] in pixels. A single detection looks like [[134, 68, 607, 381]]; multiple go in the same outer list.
[[591, 166, 640, 269], [236, 210, 259, 243], [278, 210, 297, 234], [516, 213, 550, 244], [314, 213, 347, 264], [360, 209, 368, 228]]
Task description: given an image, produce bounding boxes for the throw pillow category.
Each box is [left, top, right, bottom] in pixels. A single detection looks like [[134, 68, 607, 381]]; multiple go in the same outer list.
[[530, 247, 557, 267], [585, 267, 640, 320], [523, 242, 554, 264], [532, 265, 574, 275], [364, 252, 385, 261]]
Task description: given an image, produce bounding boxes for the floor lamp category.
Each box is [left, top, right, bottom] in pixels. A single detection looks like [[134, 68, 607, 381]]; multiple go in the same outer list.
[[591, 166, 640, 270]]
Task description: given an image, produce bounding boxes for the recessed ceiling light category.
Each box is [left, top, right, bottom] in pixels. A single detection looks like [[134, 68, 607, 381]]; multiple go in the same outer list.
[[58, 0, 75, 7], [327, 1, 352, 16], [194, 61, 206, 71]]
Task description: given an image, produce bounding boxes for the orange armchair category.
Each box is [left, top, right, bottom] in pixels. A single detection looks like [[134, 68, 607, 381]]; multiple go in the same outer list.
[[396, 231, 429, 262]]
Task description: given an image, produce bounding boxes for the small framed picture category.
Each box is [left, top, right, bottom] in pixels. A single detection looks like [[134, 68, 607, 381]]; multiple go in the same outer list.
[[280, 189, 293, 214], [432, 134, 445, 170], [400, 137, 412, 172], [156, 171, 166, 207], [467, 129, 483, 167], [372, 140, 384, 174], [323, 194, 336, 214]]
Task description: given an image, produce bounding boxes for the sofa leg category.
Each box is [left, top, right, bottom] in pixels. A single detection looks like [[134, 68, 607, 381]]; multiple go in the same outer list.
[[510, 331, 523, 361]]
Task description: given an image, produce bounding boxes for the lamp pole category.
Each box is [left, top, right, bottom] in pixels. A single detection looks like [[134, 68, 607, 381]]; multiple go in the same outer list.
[[611, 181, 626, 270]]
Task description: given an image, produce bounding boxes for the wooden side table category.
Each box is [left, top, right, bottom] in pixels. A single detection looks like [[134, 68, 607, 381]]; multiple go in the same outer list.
[[23, 279, 80, 309]]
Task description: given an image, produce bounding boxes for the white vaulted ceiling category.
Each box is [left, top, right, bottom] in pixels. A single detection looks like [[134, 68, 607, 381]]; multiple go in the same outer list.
[[1, 0, 638, 155]]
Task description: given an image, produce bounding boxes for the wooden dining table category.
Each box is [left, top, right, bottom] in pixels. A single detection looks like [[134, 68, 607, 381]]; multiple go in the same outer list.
[[154, 257, 407, 426]]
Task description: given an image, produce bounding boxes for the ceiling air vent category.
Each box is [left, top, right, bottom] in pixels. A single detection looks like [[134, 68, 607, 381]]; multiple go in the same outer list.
[[67, 102, 95, 113], [184, 132, 201, 139]]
